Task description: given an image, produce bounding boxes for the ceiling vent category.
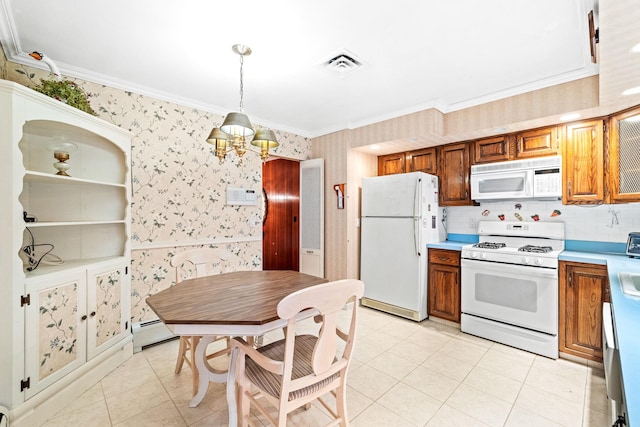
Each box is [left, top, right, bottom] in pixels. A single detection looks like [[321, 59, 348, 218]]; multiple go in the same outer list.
[[324, 51, 363, 75]]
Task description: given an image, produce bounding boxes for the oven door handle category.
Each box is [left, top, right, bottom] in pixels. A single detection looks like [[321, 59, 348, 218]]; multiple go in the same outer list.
[[461, 258, 558, 278]]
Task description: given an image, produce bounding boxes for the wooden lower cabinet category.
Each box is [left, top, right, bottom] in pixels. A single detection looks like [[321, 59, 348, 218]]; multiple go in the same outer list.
[[559, 261, 610, 362], [428, 249, 461, 322]]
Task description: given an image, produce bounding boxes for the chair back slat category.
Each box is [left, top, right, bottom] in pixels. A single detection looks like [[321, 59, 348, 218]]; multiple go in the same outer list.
[[170, 247, 230, 283], [313, 314, 339, 374]]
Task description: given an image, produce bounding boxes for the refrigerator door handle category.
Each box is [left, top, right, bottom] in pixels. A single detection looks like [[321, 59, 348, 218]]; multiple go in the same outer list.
[[413, 178, 421, 218], [414, 217, 420, 256], [413, 178, 421, 256]]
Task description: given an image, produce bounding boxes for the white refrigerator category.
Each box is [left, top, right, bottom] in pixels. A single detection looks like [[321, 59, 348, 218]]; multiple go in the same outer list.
[[360, 172, 444, 321]]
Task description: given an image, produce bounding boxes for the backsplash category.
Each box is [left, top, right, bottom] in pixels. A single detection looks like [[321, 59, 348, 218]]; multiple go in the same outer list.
[[446, 201, 640, 243]]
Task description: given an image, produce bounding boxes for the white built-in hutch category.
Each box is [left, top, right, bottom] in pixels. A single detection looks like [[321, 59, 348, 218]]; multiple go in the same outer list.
[[0, 79, 132, 426]]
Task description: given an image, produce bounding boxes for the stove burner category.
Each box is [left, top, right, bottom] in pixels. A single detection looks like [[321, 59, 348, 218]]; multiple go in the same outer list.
[[473, 242, 507, 250], [518, 245, 553, 254]]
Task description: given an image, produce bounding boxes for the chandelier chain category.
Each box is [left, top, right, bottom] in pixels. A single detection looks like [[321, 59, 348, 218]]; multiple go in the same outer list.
[[239, 53, 244, 113]]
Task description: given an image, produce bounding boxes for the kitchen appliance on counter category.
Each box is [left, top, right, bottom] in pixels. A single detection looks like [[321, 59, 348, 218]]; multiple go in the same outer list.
[[360, 172, 444, 321], [470, 155, 562, 202], [626, 232, 640, 258], [461, 220, 565, 358]]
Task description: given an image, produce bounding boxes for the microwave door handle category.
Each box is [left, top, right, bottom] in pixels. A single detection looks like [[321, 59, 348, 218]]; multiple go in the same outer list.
[[526, 170, 534, 197]]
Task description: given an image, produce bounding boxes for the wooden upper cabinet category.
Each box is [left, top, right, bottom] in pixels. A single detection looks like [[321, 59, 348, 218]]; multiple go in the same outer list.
[[608, 107, 640, 204], [407, 147, 437, 174], [472, 126, 559, 164], [472, 135, 511, 164], [562, 119, 605, 204], [515, 126, 559, 159], [438, 142, 472, 206], [378, 152, 406, 176], [378, 148, 437, 176]]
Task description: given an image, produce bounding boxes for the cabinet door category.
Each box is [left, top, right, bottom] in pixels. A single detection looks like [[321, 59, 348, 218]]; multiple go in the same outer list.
[[407, 148, 437, 174], [378, 153, 406, 176], [87, 261, 130, 359], [608, 108, 640, 203], [515, 126, 559, 159], [562, 120, 605, 204], [428, 260, 460, 322], [559, 262, 609, 362], [472, 135, 511, 164], [438, 143, 471, 206], [24, 271, 87, 399]]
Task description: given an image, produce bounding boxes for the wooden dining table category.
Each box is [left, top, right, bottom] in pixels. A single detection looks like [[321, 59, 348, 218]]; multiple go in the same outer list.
[[146, 270, 327, 424]]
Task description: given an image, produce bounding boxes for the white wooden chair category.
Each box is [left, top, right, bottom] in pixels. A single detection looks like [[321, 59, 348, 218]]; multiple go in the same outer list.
[[230, 279, 365, 427], [171, 247, 231, 396]]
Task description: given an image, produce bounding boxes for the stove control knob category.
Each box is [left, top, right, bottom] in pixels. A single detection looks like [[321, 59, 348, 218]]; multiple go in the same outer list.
[[534, 258, 543, 266], [470, 252, 478, 259], [522, 257, 529, 264], [480, 252, 487, 260]]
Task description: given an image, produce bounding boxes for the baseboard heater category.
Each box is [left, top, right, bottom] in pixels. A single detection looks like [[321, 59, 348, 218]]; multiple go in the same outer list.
[[132, 319, 176, 353]]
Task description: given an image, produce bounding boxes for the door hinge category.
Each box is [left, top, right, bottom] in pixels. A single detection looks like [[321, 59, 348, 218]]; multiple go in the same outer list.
[[21, 294, 31, 306], [20, 377, 30, 391]]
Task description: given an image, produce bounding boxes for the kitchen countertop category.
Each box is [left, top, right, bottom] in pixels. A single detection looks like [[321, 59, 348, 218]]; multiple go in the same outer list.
[[427, 240, 469, 251], [427, 234, 479, 251], [559, 250, 640, 427]]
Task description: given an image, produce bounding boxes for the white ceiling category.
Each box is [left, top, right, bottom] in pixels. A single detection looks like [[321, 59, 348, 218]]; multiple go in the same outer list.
[[1, 0, 601, 138]]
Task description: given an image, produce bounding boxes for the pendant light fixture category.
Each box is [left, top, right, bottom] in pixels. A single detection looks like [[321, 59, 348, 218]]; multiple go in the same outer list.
[[206, 44, 279, 164]]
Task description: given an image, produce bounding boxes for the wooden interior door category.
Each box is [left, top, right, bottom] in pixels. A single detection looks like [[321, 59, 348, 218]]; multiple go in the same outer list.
[[262, 159, 300, 270]]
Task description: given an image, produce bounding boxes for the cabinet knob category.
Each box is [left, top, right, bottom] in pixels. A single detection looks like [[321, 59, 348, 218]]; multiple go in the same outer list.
[[90, 311, 96, 317], [81, 314, 87, 321]]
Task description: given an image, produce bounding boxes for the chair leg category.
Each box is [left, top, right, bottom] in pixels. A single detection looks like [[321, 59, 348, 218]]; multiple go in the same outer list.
[[336, 383, 348, 427], [236, 359, 250, 427], [175, 336, 187, 374], [277, 400, 288, 427], [190, 336, 200, 396]]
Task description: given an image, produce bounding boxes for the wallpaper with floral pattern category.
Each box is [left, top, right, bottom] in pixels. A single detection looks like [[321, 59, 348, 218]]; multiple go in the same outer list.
[[2, 47, 312, 323]]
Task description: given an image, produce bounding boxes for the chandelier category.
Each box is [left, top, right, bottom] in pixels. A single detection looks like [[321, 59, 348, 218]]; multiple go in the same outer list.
[[206, 44, 279, 165]]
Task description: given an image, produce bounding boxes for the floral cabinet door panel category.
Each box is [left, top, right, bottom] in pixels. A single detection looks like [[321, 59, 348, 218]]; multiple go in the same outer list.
[[86, 261, 129, 359], [24, 270, 88, 399]]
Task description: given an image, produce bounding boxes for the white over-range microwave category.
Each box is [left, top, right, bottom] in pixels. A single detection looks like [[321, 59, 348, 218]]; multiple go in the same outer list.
[[470, 155, 562, 201]]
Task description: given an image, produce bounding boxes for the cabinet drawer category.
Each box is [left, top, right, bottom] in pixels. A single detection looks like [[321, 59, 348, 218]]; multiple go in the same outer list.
[[428, 249, 460, 266]]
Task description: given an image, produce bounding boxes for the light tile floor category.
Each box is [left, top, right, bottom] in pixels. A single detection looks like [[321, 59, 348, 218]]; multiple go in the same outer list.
[[41, 306, 609, 426]]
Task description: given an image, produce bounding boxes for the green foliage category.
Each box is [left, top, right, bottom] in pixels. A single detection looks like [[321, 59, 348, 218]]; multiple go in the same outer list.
[[33, 79, 97, 116]]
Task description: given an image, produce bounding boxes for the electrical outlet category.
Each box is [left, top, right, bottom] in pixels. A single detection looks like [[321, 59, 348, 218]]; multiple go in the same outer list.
[[469, 218, 478, 229]]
